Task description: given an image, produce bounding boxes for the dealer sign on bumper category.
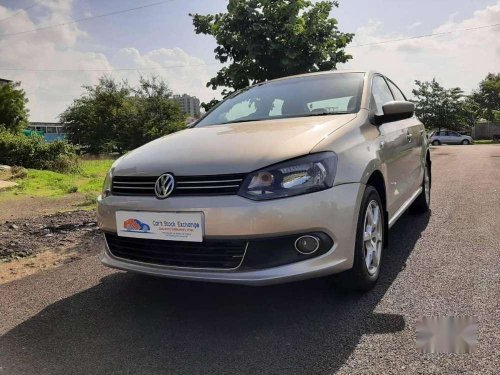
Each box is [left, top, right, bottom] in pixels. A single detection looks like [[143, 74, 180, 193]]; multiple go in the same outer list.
[[116, 211, 204, 242]]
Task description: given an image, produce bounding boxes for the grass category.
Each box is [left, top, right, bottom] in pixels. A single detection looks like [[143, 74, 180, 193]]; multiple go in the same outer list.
[[473, 140, 496, 144], [3, 159, 114, 199]]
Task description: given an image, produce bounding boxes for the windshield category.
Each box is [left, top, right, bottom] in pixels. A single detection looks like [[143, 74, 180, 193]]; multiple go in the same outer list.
[[195, 72, 364, 127]]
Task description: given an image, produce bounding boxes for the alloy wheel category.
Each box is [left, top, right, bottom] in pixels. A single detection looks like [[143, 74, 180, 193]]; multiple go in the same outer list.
[[363, 200, 383, 276]]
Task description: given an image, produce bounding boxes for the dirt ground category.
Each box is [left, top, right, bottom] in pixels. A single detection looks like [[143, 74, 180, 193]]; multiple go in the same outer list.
[[0, 209, 103, 284], [0, 194, 90, 222]]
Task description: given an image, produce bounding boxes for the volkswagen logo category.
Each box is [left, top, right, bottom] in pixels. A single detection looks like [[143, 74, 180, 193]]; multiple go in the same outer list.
[[155, 173, 175, 199]]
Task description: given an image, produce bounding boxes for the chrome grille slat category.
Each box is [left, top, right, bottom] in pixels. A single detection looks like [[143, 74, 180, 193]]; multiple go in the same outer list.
[[113, 186, 154, 190], [111, 173, 246, 197], [113, 181, 155, 185], [177, 179, 243, 184], [176, 185, 241, 189]]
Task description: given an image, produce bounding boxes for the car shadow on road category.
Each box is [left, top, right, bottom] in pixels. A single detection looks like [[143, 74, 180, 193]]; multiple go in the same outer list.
[[0, 211, 430, 374]]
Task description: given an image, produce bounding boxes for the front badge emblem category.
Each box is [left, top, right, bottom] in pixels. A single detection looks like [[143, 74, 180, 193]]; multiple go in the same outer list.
[[155, 173, 175, 199]]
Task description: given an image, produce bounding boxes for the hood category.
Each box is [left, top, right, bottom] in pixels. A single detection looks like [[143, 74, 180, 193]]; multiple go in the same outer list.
[[113, 114, 356, 176]]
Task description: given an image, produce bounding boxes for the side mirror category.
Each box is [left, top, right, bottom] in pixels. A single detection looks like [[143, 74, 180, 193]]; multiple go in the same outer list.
[[374, 101, 414, 125]]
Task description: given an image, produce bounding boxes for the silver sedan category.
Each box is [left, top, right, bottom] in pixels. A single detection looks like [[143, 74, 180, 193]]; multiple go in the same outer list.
[[429, 130, 473, 145], [98, 70, 431, 291]]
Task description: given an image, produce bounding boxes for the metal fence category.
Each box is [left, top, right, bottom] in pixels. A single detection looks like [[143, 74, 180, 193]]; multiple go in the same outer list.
[[472, 122, 500, 140]]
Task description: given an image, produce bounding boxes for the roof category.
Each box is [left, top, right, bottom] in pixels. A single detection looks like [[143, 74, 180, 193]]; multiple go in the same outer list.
[[256, 70, 380, 86], [29, 122, 66, 126], [0, 78, 12, 84]]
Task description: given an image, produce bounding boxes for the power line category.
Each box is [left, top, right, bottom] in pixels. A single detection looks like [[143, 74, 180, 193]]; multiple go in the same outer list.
[[0, 21, 498, 72], [347, 22, 500, 48], [0, 0, 174, 38], [0, 62, 221, 72]]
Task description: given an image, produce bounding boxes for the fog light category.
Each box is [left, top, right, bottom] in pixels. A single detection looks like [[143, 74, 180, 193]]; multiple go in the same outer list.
[[294, 235, 320, 255]]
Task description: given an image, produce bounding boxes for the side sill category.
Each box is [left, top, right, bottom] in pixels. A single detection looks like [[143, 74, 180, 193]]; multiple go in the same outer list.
[[388, 187, 422, 228]]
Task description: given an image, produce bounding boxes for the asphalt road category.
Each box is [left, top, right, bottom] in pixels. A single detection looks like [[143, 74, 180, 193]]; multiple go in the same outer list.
[[1, 145, 499, 374]]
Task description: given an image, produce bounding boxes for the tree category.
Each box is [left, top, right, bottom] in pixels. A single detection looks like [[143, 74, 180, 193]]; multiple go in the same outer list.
[[60, 77, 130, 154], [0, 81, 29, 133], [191, 0, 353, 99], [201, 98, 220, 112], [411, 79, 468, 131], [469, 73, 500, 121], [462, 95, 481, 127], [60, 76, 186, 154], [125, 77, 188, 150]]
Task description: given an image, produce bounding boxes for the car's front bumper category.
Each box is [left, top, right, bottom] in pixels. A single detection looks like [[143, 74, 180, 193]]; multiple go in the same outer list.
[[97, 183, 364, 285]]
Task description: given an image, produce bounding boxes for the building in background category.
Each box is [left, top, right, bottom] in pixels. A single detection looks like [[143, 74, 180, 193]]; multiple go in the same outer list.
[[27, 122, 67, 142], [173, 94, 201, 118]]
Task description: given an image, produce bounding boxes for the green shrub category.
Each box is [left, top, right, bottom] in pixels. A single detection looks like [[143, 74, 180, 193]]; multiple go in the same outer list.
[[0, 130, 79, 173]]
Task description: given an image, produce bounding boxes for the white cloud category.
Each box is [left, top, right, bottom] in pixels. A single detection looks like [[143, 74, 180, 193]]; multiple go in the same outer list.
[[342, 2, 500, 97], [0, 1, 218, 121], [110, 47, 217, 102], [408, 21, 422, 30], [2, 1, 499, 121]]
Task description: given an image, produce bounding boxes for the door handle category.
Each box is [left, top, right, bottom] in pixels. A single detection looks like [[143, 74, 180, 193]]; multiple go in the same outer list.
[[406, 131, 412, 142]]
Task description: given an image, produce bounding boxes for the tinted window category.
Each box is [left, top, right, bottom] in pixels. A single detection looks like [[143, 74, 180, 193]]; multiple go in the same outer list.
[[387, 80, 406, 101], [195, 73, 364, 127], [371, 76, 394, 115]]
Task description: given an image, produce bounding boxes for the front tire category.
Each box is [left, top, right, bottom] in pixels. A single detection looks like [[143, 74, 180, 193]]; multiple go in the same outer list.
[[334, 186, 384, 292], [432, 140, 440, 146], [462, 139, 470, 145]]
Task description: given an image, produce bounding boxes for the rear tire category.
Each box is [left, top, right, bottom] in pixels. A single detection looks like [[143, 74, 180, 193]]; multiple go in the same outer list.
[[462, 139, 470, 145], [333, 186, 384, 292], [432, 140, 440, 146], [410, 162, 431, 214]]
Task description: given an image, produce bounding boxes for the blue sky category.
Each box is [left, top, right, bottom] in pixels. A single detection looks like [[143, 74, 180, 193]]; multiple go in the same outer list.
[[0, 0, 499, 120]]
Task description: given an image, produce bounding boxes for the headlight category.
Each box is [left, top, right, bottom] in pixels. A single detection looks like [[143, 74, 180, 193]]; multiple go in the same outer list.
[[238, 152, 337, 200], [102, 168, 113, 198]]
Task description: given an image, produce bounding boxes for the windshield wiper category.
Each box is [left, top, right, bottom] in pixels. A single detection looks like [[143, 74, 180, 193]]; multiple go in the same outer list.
[[302, 111, 351, 117], [220, 118, 265, 125], [214, 112, 351, 126]]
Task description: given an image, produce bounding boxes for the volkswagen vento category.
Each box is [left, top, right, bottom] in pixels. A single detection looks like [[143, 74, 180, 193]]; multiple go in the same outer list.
[[97, 71, 431, 291]]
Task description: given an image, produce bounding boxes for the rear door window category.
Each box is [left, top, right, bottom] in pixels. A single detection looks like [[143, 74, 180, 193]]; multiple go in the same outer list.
[[387, 80, 407, 101], [371, 76, 394, 115]]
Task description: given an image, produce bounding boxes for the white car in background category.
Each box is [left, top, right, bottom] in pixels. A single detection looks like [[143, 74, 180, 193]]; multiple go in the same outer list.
[[429, 130, 473, 145]]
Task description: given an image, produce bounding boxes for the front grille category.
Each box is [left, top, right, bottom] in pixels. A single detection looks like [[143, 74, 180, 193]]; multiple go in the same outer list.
[[105, 233, 247, 269], [112, 174, 246, 197]]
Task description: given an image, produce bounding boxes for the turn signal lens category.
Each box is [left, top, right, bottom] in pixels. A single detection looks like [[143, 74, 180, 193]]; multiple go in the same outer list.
[[102, 169, 113, 198]]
